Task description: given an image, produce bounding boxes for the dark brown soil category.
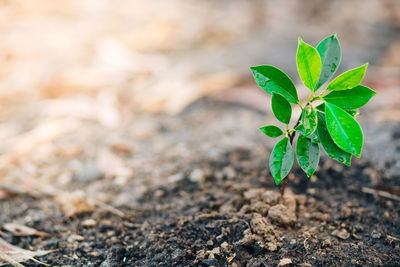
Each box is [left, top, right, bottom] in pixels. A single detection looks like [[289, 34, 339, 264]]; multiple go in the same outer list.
[[1, 99, 399, 267]]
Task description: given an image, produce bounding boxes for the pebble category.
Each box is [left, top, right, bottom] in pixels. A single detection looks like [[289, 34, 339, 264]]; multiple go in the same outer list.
[[222, 166, 236, 179], [220, 241, 230, 252], [268, 204, 297, 225], [167, 173, 184, 183], [75, 160, 102, 183], [278, 258, 292, 266], [331, 229, 350, 240], [208, 247, 220, 257], [171, 248, 185, 261], [265, 242, 277, 251], [201, 258, 217, 266], [82, 219, 97, 227], [189, 169, 206, 183], [322, 238, 333, 247], [371, 230, 382, 239]]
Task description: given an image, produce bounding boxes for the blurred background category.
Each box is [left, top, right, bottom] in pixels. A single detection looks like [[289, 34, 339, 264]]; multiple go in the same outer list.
[[0, 0, 399, 207]]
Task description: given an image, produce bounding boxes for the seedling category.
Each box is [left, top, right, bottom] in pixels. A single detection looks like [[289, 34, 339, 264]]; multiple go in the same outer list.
[[251, 35, 376, 196]]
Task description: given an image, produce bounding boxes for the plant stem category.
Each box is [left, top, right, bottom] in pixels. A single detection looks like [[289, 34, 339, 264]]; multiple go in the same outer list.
[[280, 113, 302, 199]]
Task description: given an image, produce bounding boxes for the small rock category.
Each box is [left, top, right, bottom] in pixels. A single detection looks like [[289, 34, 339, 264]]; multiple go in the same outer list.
[[371, 230, 382, 239], [307, 188, 317, 195], [82, 219, 97, 227], [111, 142, 133, 156], [278, 258, 292, 266], [341, 206, 352, 218], [331, 229, 350, 240], [222, 166, 236, 179], [265, 242, 277, 251], [201, 258, 217, 266], [220, 241, 230, 253], [268, 204, 297, 225], [100, 258, 112, 267], [171, 248, 185, 261], [55, 191, 95, 217], [67, 234, 84, 243], [208, 247, 220, 257], [322, 238, 333, 247], [189, 169, 206, 183], [167, 173, 184, 183], [196, 249, 206, 261], [154, 189, 165, 199], [75, 160, 102, 183]]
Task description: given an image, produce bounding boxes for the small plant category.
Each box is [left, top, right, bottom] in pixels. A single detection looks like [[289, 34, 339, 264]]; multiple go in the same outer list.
[[251, 34, 376, 196]]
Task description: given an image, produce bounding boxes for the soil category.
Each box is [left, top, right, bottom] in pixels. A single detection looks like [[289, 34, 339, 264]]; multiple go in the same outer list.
[[1, 99, 399, 266]]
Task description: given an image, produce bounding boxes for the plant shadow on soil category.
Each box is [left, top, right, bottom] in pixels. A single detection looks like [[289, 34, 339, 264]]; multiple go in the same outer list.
[[1, 100, 399, 266]]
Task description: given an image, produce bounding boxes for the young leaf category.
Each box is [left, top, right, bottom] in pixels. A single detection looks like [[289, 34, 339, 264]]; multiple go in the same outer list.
[[296, 134, 320, 177], [316, 103, 325, 112], [346, 109, 360, 118], [325, 102, 363, 157], [295, 124, 319, 144], [317, 113, 351, 166], [272, 93, 292, 124], [326, 63, 368, 91], [296, 37, 322, 91], [323, 85, 376, 109], [269, 137, 294, 185], [250, 65, 299, 104], [301, 105, 318, 136], [316, 103, 360, 118], [259, 125, 283, 138], [316, 34, 341, 89]]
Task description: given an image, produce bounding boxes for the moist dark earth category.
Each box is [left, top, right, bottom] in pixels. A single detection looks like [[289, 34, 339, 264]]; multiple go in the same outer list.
[[1, 99, 399, 266]]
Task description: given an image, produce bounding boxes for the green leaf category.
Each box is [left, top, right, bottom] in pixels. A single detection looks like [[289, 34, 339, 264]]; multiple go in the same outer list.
[[317, 113, 351, 166], [295, 124, 319, 144], [316, 34, 341, 89], [301, 105, 318, 136], [325, 102, 363, 157], [326, 63, 368, 91], [346, 109, 360, 118], [316, 103, 360, 118], [259, 125, 283, 138], [296, 37, 322, 91], [250, 65, 299, 104], [323, 85, 376, 109], [296, 134, 320, 177], [269, 137, 294, 185], [272, 93, 292, 124], [315, 103, 325, 112]]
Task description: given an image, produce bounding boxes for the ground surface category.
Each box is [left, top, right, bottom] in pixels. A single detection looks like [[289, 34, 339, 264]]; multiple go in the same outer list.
[[1, 99, 399, 266]]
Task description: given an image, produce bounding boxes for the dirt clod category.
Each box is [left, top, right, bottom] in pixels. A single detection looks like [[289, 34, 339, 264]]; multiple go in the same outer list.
[[278, 258, 293, 266], [332, 229, 350, 240], [268, 204, 297, 225]]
